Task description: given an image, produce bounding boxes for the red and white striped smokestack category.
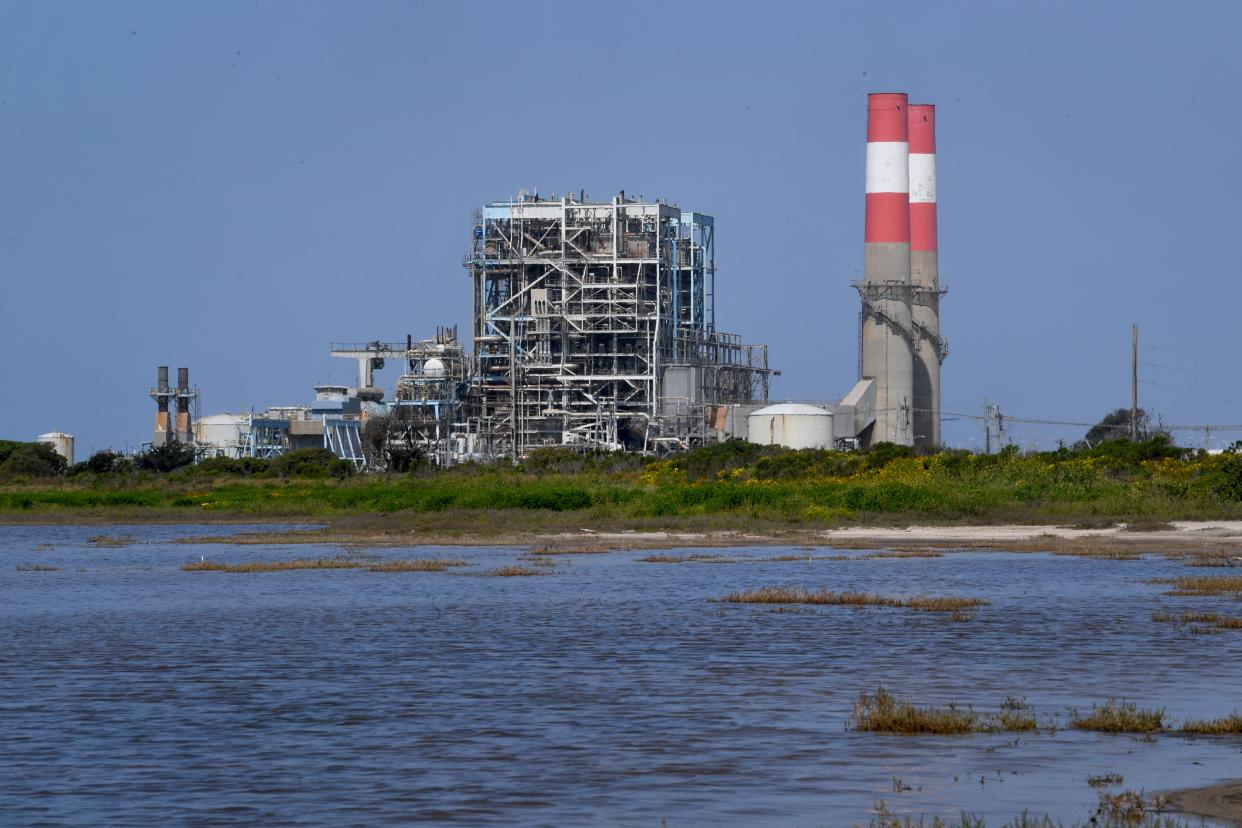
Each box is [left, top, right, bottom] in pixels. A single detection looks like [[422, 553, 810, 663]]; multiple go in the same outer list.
[[859, 92, 914, 446], [865, 93, 911, 247], [908, 105, 936, 254], [908, 104, 942, 447]]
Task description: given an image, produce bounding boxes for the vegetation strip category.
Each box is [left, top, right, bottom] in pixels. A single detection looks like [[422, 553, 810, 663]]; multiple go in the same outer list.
[[486, 565, 549, 577], [181, 557, 469, 573], [9, 439, 1242, 534], [1068, 700, 1165, 733], [852, 689, 1242, 737], [1179, 713, 1242, 734], [717, 587, 987, 614], [849, 687, 1036, 735], [1150, 575, 1242, 595]]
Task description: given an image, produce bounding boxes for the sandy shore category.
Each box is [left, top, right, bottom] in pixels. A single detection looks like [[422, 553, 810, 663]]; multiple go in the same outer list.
[[1162, 779, 1242, 826], [155, 519, 1242, 558], [815, 520, 1242, 551]]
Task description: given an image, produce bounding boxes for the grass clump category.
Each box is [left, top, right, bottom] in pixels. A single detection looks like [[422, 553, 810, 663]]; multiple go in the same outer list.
[[1052, 548, 1143, 560], [88, 533, 136, 548], [717, 587, 987, 614], [638, 553, 733, 564], [987, 697, 1038, 732], [1086, 772, 1124, 788], [527, 543, 616, 555], [367, 557, 469, 572], [849, 687, 979, 735], [1183, 553, 1239, 568], [1151, 575, 1242, 595], [1152, 611, 1220, 624], [861, 549, 944, 559], [1179, 712, 1242, 734], [1188, 625, 1222, 635], [1095, 789, 1149, 824], [850, 689, 1040, 736], [486, 565, 549, 577], [1069, 699, 1164, 733], [869, 795, 1195, 827]]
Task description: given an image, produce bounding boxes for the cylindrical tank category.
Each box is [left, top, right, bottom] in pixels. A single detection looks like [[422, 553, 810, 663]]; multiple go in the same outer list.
[[37, 432, 75, 465], [746, 404, 834, 450], [195, 414, 246, 450]]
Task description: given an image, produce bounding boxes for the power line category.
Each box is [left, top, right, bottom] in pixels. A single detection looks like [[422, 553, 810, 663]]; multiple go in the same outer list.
[[1140, 360, 1242, 382], [1141, 342, 1237, 362]]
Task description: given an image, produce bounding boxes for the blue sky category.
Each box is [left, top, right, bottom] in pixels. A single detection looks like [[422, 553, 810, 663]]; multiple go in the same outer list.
[[2, 1, 1240, 455]]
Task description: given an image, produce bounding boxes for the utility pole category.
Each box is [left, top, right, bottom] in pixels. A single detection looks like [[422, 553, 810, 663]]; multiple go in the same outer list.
[[984, 399, 992, 455], [1131, 324, 1139, 441]]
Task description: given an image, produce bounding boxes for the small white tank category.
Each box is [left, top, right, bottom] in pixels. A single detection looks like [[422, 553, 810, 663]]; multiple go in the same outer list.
[[423, 358, 447, 377], [195, 414, 247, 450], [37, 432, 75, 465], [747, 404, 834, 450]]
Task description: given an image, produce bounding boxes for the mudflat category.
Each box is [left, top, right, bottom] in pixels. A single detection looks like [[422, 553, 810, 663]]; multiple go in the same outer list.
[[1164, 779, 1242, 826]]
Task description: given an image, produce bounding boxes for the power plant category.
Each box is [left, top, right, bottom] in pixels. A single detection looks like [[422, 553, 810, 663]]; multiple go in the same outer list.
[[155, 93, 945, 466]]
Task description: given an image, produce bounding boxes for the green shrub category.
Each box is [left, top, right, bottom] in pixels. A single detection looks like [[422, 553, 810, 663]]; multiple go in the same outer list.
[[0, 443, 66, 479], [270, 448, 350, 478], [1214, 453, 1242, 501], [135, 442, 196, 473]]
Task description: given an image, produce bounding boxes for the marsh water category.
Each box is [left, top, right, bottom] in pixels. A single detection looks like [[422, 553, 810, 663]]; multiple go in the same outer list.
[[3, 524, 1241, 826]]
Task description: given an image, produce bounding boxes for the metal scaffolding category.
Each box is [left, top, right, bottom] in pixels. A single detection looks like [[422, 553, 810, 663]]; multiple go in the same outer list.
[[464, 192, 772, 457]]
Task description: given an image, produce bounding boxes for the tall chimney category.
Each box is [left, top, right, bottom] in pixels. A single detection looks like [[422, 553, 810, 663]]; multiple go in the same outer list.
[[860, 92, 914, 446], [152, 365, 171, 446], [174, 367, 192, 442], [909, 103, 943, 448]]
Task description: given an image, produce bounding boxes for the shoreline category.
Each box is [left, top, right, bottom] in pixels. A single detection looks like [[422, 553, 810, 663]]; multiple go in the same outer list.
[[1162, 779, 1242, 826], [10, 513, 1242, 556]]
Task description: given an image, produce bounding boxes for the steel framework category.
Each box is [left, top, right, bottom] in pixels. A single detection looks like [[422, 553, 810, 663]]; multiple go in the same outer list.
[[464, 193, 772, 456]]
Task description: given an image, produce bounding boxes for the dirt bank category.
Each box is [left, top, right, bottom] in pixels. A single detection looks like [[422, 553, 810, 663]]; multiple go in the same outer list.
[[1162, 778, 1242, 826]]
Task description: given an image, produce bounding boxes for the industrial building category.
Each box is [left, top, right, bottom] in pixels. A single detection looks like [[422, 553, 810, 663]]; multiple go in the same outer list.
[[167, 92, 944, 466], [464, 194, 773, 456]]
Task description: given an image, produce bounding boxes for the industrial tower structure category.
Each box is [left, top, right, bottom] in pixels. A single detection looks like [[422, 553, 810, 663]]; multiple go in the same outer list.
[[465, 193, 773, 456], [149, 365, 198, 446], [854, 93, 945, 447]]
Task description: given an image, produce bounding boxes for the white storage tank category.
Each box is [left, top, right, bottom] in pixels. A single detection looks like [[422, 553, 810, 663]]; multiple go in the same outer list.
[[195, 414, 247, 452], [746, 404, 834, 450], [37, 432, 74, 465]]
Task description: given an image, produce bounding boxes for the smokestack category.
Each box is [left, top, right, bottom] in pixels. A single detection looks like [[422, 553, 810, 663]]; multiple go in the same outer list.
[[860, 92, 914, 446], [152, 366, 171, 445], [909, 104, 943, 448], [174, 367, 192, 442]]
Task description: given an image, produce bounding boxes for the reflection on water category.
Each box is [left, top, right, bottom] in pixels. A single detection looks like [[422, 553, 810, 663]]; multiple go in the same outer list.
[[2, 524, 1240, 826]]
